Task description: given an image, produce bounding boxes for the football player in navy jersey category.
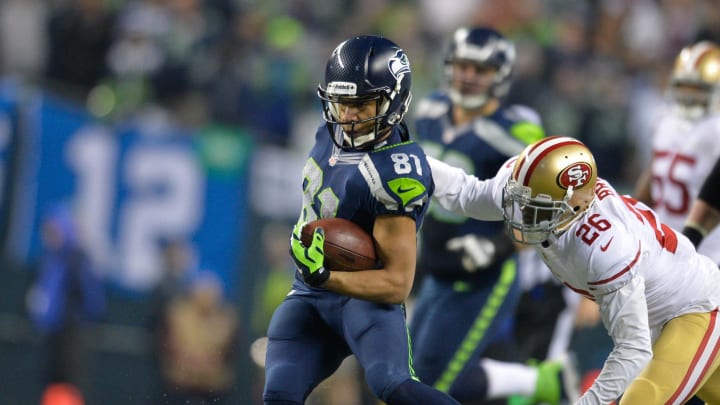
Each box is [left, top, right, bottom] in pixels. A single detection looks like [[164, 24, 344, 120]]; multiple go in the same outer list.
[[262, 35, 461, 405], [409, 27, 574, 404]]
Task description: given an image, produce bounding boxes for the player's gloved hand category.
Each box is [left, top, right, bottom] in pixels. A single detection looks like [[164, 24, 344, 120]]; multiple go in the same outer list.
[[446, 234, 496, 272], [446, 232, 517, 273], [290, 222, 330, 287]]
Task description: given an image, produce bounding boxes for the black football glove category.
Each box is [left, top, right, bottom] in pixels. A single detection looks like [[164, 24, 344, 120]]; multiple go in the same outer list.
[[290, 222, 330, 287]]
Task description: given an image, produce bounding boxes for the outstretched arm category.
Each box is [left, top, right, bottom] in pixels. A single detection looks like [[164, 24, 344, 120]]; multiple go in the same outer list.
[[428, 156, 506, 221]]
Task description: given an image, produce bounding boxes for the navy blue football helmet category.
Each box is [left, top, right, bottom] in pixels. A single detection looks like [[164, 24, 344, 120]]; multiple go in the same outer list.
[[444, 27, 516, 109], [318, 35, 412, 150]]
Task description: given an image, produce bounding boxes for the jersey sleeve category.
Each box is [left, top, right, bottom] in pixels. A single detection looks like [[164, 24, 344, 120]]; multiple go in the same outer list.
[[360, 144, 433, 222], [506, 104, 546, 145], [579, 275, 653, 404], [586, 245, 641, 296], [506, 104, 543, 126], [428, 156, 509, 221], [585, 205, 643, 296]]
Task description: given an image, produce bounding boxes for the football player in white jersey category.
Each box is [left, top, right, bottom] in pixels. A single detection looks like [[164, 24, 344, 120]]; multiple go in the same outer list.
[[634, 41, 720, 265], [428, 136, 720, 404]]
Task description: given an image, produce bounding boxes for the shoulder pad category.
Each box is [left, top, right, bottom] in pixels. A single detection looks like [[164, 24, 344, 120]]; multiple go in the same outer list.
[[504, 104, 543, 126]]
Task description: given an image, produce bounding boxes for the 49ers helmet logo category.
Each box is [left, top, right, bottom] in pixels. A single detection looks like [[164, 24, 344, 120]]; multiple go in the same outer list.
[[557, 162, 593, 189]]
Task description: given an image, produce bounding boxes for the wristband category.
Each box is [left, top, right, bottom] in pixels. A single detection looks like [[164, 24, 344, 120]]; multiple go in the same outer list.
[[681, 225, 706, 248]]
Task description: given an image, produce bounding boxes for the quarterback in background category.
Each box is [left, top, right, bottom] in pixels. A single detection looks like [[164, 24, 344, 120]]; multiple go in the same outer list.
[[635, 40, 720, 265], [429, 136, 720, 404], [410, 26, 575, 404], [263, 35, 461, 405]]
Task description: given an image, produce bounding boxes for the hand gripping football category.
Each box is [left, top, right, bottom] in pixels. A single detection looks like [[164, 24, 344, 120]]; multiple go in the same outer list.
[[301, 218, 378, 271]]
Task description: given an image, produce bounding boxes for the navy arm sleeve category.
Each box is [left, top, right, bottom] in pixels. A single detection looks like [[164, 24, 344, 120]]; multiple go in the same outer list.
[[699, 156, 720, 211]]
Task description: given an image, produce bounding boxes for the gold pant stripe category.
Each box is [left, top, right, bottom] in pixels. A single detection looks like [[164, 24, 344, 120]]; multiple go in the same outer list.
[[667, 309, 720, 404]]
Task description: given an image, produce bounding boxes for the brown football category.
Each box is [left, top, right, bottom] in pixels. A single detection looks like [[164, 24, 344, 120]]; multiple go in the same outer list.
[[300, 218, 378, 271]]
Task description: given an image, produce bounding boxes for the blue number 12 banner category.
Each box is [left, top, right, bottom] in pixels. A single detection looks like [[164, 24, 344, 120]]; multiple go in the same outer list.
[[5, 91, 251, 295]]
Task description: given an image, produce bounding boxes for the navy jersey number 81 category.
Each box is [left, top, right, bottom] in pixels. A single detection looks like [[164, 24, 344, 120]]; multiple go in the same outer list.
[[299, 125, 433, 235]]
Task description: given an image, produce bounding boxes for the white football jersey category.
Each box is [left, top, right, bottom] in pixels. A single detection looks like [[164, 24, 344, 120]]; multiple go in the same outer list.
[[650, 112, 720, 263], [429, 156, 720, 403]]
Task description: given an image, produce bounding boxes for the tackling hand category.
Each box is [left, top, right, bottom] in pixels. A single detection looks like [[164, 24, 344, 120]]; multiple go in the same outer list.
[[290, 222, 330, 287], [446, 234, 496, 272]]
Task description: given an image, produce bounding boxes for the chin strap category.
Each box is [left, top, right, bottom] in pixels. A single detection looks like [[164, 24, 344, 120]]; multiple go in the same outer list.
[[449, 88, 490, 110], [397, 121, 409, 141], [555, 200, 594, 234], [564, 185, 575, 202]]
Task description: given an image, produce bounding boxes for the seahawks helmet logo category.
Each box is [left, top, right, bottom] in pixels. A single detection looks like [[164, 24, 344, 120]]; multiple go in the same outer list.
[[388, 50, 411, 80]]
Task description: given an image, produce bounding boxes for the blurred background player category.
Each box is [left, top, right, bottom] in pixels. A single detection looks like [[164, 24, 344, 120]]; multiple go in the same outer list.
[[26, 203, 106, 403], [409, 27, 574, 404], [634, 40, 720, 264], [263, 35, 461, 405]]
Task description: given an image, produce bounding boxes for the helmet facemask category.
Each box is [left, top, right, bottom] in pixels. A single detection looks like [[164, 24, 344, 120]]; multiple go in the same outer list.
[[503, 180, 577, 244], [668, 41, 720, 120], [668, 81, 717, 119], [444, 27, 515, 110], [445, 63, 500, 109], [319, 89, 392, 149], [503, 136, 599, 244]]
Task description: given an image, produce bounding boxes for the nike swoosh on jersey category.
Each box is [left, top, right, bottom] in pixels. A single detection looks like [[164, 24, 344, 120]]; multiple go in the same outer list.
[[600, 237, 614, 252], [397, 186, 417, 193], [387, 177, 427, 207]]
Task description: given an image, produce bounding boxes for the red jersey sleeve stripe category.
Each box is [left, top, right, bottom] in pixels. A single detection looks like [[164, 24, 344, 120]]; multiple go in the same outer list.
[[563, 282, 595, 300], [588, 243, 642, 286]]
